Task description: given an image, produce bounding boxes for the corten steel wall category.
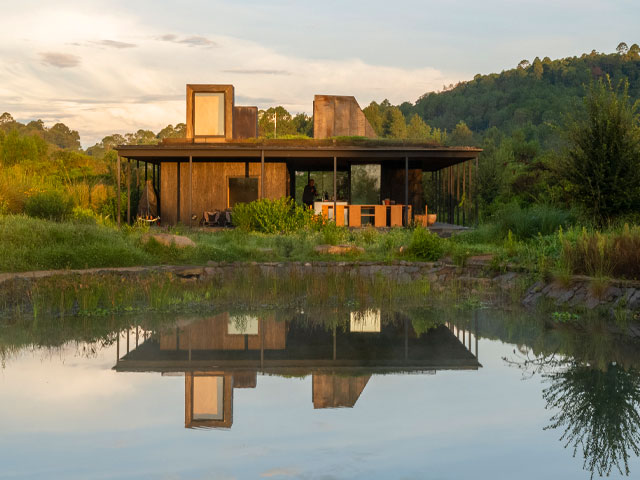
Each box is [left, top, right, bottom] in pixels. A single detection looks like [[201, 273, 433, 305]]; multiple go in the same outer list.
[[380, 166, 424, 214], [312, 375, 371, 409], [313, 95, 377, 139], [160, 161, 288, 225], [232, 106, 258, 139], [160, 313, 285, 351]]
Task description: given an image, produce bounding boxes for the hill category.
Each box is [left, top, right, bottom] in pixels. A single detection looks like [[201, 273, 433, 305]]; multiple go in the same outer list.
[[397, 44, 640, 146]]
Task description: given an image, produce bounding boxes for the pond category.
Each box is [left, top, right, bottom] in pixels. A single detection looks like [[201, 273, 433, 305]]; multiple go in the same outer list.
[[1, 306, 639, 479]]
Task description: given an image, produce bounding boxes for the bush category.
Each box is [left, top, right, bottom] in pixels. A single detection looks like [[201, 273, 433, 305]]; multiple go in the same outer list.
[[492, 203, 574, 240], [407, 227, 444, 261], [232, 197, 314, 234], [24, 191, 73, 221], [561, 225, 640, 279]]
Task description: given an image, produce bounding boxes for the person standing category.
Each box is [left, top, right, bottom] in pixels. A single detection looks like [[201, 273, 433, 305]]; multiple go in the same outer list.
[[302, 178, 318, 209]]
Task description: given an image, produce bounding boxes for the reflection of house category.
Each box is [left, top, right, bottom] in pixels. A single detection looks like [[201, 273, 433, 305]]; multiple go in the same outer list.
[[312, 375, 370, 409], [114, 84, 481, 227], [114, 314, 480, 427]]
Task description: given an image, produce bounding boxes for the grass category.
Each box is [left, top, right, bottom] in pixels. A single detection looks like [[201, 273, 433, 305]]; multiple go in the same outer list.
[[2, 214, 640, 286]]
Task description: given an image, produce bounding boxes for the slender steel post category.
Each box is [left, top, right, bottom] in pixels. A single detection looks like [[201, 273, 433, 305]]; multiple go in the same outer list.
[[189, 155, 193, 227], [116, 156, 121, 227], [333, 156, 337, 220], [261, 150, 265, 199], [404, 155, 409, 226], [475, 156, 479, 226], [126, 160, 131, 224], [176, 161, 181, 224]]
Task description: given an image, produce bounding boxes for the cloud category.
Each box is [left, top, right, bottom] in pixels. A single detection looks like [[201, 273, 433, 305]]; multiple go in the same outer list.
[[0, 9, 463, 147], [158, 33, 217, 47], [224, 69, 290, 75], [260, 467, 301, 477], [39, 52, 81, 68], [91, 39, 137, 49]]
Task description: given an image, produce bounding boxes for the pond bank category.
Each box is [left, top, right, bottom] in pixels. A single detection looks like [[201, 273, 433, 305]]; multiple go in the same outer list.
[[1, 260, 639, 323]]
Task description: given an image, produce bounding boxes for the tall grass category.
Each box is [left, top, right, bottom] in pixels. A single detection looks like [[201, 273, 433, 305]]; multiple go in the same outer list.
[[561, 225, 640, 279], [491, 203, 574, 240]]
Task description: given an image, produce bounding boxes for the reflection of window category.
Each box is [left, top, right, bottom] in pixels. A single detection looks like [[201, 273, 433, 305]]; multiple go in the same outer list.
[[227, 315, 259, 335], [194, 92, 225, 136], [228, 177, 259, 207], [350, 309, 381, 332], [193, 376, 224, 420]]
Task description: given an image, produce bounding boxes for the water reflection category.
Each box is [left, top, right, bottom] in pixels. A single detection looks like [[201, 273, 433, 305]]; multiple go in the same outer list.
[[543, 363, 640, 478], [114, 311, 480, 429]]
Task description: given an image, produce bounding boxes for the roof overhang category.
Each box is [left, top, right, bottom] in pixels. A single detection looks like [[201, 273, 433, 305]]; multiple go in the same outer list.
[[115, 143, 481, 171]]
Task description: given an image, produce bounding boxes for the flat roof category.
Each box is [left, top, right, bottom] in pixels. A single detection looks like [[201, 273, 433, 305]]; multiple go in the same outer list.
[[115, 140, 481, 170]]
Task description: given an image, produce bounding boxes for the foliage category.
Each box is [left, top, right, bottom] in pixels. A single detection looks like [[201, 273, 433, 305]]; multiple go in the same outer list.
[[24, 191, 73, 221], [561, 77, 640, 223], [560, 224, 640, 279], [407, 227, 444, 261], [490, 203, 574, 240], [544, 363, 640, 478], [232, 197, 315, 234]]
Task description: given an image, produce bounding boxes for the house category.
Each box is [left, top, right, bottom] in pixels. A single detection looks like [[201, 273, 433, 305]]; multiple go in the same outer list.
[[114, 312, 481, 429], [115, 84, 481, 227]]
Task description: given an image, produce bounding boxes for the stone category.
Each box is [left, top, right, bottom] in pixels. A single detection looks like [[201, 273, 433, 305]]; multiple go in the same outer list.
[[141, 233, 195, 249], [314, 244, 365, 255]]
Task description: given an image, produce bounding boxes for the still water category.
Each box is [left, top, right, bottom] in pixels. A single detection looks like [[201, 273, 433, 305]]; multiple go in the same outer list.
[[1, 308, 639, 479]]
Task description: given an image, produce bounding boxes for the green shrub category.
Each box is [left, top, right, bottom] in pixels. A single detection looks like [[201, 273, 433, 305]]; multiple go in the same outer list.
[[492, 202, 574, 240], [24, 191, 72, 221], [232, 197, 314, 234], [321, 222, 348, 245], [560, 225, 640, 279], [407, 227, 444, 261]]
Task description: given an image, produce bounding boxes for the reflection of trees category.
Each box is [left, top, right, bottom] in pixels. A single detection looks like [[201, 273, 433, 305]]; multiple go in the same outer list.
[[543, 363, 640, 478]]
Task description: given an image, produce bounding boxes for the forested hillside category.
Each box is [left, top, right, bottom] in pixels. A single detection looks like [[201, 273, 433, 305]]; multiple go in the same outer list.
[[399, 43, 640, 146]]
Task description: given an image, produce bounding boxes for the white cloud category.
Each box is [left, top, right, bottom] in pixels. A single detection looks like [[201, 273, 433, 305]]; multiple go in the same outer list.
[[0, 6, 463, 147]]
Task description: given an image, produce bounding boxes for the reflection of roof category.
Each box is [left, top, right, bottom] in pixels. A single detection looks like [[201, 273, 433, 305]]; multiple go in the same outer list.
[[114, 323, 481, 374]]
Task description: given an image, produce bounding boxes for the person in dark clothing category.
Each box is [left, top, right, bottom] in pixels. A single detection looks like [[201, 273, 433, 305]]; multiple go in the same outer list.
[[302, 179, 318, 208]]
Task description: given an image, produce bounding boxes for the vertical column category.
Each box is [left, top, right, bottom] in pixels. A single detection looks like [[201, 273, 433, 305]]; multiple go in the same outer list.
[[404, 155, 409, 226], [475, 156, 479, 226], [260, 150, 265, 199], [126, 159, 131, 224], [176, 160, 181, 224], [116, 155, 121, 227], [189, 155, 193, 227], [158, 162, 161, 219], [463, 161, 467, 226], [333, 156, 337, 218]]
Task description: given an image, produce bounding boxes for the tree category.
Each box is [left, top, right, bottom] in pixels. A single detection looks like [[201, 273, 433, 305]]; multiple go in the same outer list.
[[544, 363, 640, 478], [518, 59, 531, 69], [45, 123, 81, 150], [617, 42, 629, 55], [157, 123, 185, 140], [382, 107, 407, 139], [291, 113, 313, 137], [258, 106, 296, 138], [448, 121, 474, 146], [363, 102, 384, 136], [407, 114, 430, 140], [561, 77, 640, 222], [0, 112, 14, 125]]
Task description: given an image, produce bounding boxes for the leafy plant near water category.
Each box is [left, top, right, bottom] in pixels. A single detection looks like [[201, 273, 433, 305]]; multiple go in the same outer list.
[[407, 227, 444, 261], [232, 197, 315, 234]]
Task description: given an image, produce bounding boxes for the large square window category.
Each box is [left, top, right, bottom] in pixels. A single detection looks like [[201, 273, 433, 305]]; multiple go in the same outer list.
[[194, 92, 225, 136], [192, 376, 224, 420]]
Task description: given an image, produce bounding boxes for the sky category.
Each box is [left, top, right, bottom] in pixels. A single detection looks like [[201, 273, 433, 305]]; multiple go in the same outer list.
[[0, 0, 638, 147]]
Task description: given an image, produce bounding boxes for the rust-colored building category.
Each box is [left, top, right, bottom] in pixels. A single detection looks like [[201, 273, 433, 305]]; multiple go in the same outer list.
[[114, 313, 480, 429], [115, 84, 481, 226]]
